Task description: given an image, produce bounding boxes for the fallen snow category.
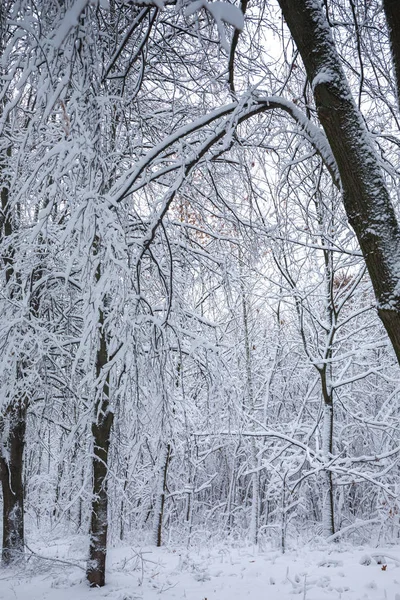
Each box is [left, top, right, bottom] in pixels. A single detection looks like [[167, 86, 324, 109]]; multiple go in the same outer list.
[[2, 536, 400, 600]]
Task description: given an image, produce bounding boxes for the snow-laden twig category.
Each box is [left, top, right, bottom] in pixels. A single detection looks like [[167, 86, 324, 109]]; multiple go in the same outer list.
[[24, 543, 86, 571]]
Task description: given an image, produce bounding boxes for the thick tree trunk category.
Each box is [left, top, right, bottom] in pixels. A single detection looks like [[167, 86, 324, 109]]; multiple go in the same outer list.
[[0, 399, 27, 565], [87, 313, 114, 588], [277, 0, 400, 364]]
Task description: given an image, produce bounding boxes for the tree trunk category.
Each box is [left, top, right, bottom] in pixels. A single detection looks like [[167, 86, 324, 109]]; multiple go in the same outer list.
[[281, 472, 287, 554], [319, 200, 335, 538], [0, 399, 27, 565], [240, 257, 259, 544], [249, 447, 260, 545], [277, 0, 400, 364], [87, 311, 114, 588], [321, 400, 334, 537], [0, 96, 27, 566], [87, 402, 113, 587], [383, 0, 400, 106], [153, 443, 171, 547]]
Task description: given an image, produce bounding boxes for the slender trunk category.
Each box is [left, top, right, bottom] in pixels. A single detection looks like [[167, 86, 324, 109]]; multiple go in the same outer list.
[[185, 474, 195, 546], [318, 197, 335, 538], [77, 467, 84, 533], [0, 399, 27, 565], [240, 259, 259, 544], [281, 472, 287, 554], [225, 443, 239, 532], [153, 443, 171, 547], [249, 448, 260, 545], [87, 308, 114, 588], [321, 400, 334, 537], [119, 464, 128, 541]]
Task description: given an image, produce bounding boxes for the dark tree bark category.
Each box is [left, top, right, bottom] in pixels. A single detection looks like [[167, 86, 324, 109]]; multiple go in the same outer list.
[[277, 0, 400, 365], [154, 443, 171, 547], [0, 133, 27, 565], [320, 373, 335, 537], [87, 397, 113, 587], [0, 399, 27, 565], [86, 294, 114, 587], [383, 0, 400, 106]]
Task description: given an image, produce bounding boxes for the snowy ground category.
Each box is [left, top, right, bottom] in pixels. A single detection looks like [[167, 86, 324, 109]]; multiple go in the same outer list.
[[1, 536, 400, 600]]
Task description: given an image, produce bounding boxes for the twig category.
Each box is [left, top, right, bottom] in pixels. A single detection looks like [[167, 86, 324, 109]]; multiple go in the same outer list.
[[24, 542, 86, 571]]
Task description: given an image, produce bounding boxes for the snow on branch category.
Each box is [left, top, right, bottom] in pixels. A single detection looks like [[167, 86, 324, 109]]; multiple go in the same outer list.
[[110, 94, 339, 206], [185, 0, 244, 52], [49, 0, 90, 48]]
